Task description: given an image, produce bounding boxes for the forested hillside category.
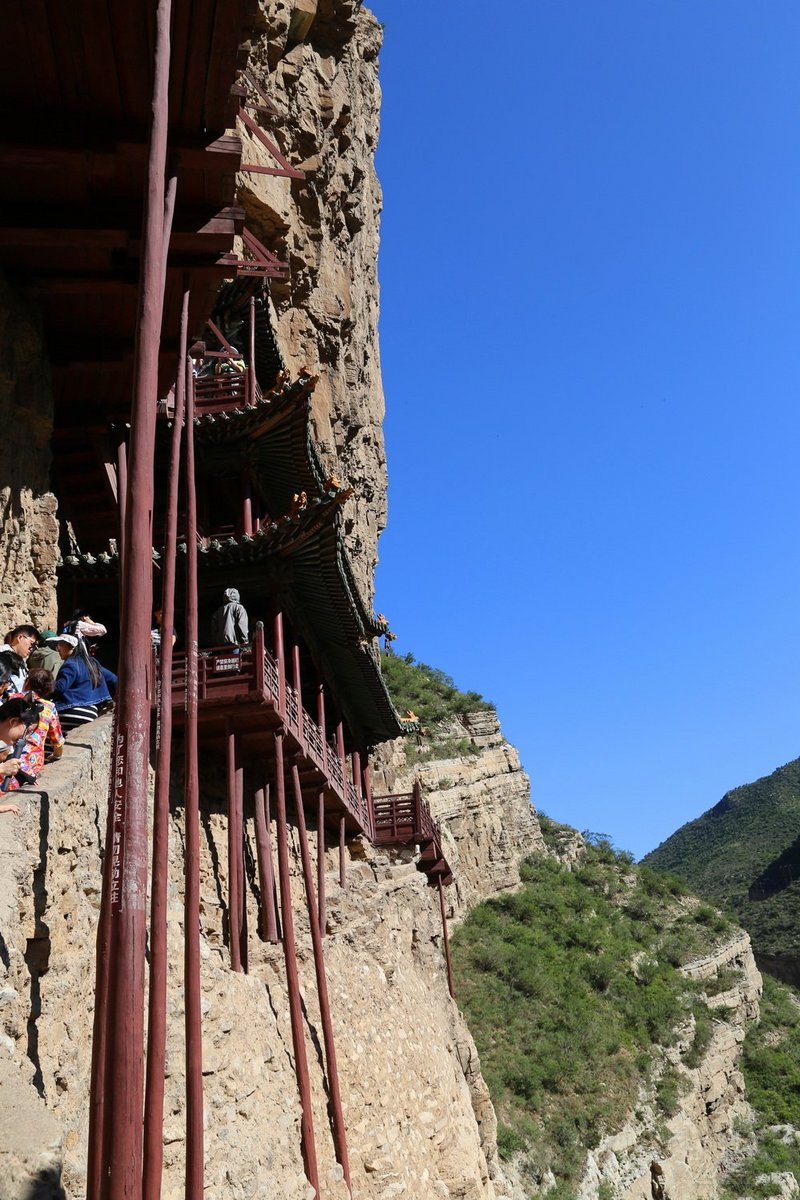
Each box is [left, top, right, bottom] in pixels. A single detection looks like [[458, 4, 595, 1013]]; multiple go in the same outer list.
[[644, 758, 800, 974], [451, 822, 754, 1198]]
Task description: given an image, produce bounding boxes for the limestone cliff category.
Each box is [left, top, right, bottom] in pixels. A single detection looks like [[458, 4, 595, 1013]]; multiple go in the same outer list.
[[374, 711, 545, 914], [241, 0, 389, 600], [0, 705, 539, 1199], [0, 272, 59, 635], [580, 933, 762, 1200]]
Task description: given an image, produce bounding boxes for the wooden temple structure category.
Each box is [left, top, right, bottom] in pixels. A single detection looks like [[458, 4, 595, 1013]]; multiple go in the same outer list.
[[0, 3, 453, 1198]]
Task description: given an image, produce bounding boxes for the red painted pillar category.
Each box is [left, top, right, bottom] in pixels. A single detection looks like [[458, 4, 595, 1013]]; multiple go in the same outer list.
[[91, 1, 173, 1194], [362, 756, 375, 842], [274, 607, 286, 714], [226, 726, 243, 974], [351, 750, 362, 822], [291, 765, 351, 1189], [291, 635, 304, 740], [143, 286, 189, 1200], [248, 296, 256, 406], [316, 676, 327, 771], [235, 739, 248, 973], [242, 468, 253, 537], [184, 361, 205, 1198], [317, 792, 326, 934], [274, 734, 320, 1196], [116, 437, 128, 577], [339, 816, 346, 890], [438, 876, 455, 1000], [253, 780, 278, 942]]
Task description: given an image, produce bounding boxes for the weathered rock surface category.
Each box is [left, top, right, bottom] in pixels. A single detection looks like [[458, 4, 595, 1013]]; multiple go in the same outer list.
[[241, 1, 388, 600], [0, 713, 530, 1199], [374, 710, 544, 913], [0, 271, 59, 635], [579, 932, 762, 1200]]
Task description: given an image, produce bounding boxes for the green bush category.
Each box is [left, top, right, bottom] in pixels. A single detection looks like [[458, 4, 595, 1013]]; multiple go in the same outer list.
[[451, 842, 727, 1190], [380, 651, 494, 726]]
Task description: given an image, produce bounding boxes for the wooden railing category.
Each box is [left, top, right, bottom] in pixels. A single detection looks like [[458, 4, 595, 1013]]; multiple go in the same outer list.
[[158, 624, 374, 836], [193, 368, 262, 415], [373, 781, 439, 850]]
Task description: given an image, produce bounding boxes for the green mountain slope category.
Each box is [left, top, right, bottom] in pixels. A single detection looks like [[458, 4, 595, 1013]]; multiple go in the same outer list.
[[451, 823, 737, 1197], [643, 757, 800, 966]]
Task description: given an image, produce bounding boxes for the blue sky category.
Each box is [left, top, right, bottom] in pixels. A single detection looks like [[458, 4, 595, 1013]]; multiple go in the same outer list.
[[368, 0, 800, 859]]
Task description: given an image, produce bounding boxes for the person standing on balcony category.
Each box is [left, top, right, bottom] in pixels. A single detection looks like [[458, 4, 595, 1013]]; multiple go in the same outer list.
[[211, 588, 249, 646]]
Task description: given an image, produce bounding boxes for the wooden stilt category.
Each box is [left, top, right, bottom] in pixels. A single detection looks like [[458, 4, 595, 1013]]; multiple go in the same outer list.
[[339, 816, 346, 890], [317, 792, 326, 935], [274, 733, 320, 1197], [253, 780, 279, 942], [235, 740, 248, 973], [226, 726, 243, 973], [183, 361, 205, 1199], [291, 764, 351, 1189], [362, 756, 374, 840], [143, 283, 189, 1200], [91, 3, 173, 1193], [438, 876, 455, 1000]]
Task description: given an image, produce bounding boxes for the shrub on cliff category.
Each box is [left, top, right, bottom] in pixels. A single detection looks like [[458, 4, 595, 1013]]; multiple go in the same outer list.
[[451, 841, 735, 1192], [380, 650, 494, 725]]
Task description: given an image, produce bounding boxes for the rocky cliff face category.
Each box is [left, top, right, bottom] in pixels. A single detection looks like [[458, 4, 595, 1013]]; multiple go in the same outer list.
[[374, 711, 545, 914], [0, 705, 541, 1199], [0, 272, 59, 635], [241, 0, 388, 600], [580, 933, 762, 1200]]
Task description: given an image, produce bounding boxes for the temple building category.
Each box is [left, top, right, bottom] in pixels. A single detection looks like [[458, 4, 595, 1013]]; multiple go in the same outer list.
[[0, 3, 452, 1197]]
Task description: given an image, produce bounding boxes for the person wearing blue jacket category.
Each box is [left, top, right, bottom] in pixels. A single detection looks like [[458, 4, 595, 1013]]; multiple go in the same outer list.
[[51, 634, 117, 732]]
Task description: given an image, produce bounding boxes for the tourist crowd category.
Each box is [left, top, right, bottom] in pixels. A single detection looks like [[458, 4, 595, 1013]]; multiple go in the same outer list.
[[0, 588, 250, 813], [0, 611, 117, 811]]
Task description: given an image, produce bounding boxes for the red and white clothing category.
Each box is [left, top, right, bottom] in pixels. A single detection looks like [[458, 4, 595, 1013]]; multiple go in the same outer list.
[[7, 694, 64, 789]]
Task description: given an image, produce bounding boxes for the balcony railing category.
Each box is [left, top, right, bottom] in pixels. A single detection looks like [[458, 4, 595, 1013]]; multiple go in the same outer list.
[[157, 624, 374, 837], [373, 781, 441, 854], [193, 368, 262, 415]]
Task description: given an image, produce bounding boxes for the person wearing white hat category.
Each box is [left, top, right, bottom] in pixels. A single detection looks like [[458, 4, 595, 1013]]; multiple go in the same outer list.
[[52, 635, 116, 733]]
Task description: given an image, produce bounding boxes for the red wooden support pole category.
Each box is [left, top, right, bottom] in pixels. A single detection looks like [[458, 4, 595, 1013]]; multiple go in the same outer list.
[[253, 780, 278, 942], [116, 437, 128, 576], [86, 744, 115, 1200], [291, 636, 304, 740], [351, 750, 361, 802], [91, 1, 173, 1194], [143, 284, 189, 1200], [317, 792, 326, 935], [235, 737, 248, 973], [226, 725, 243, 973], [291, 764, 351, 1189], [362, 757, 375, 841], [242, 468, 253, 536], [274, 734, 320, 1197], [339, 816, 346, 890], [316, 676, 327, 771], [184, 361, 205, 1198], [248, 295, 256, 405], [274, 607, 286, 713], [438, 875, 455, 1000]]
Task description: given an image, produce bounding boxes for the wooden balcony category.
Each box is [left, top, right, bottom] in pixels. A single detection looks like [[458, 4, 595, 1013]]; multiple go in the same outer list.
[[373, 782, 453, 886], [155, 623, 374, 837], [192, 368, 261, 414]]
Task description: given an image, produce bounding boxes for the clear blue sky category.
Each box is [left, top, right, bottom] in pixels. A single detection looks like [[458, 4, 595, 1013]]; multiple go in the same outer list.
[[368, 0, 800, 860]]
